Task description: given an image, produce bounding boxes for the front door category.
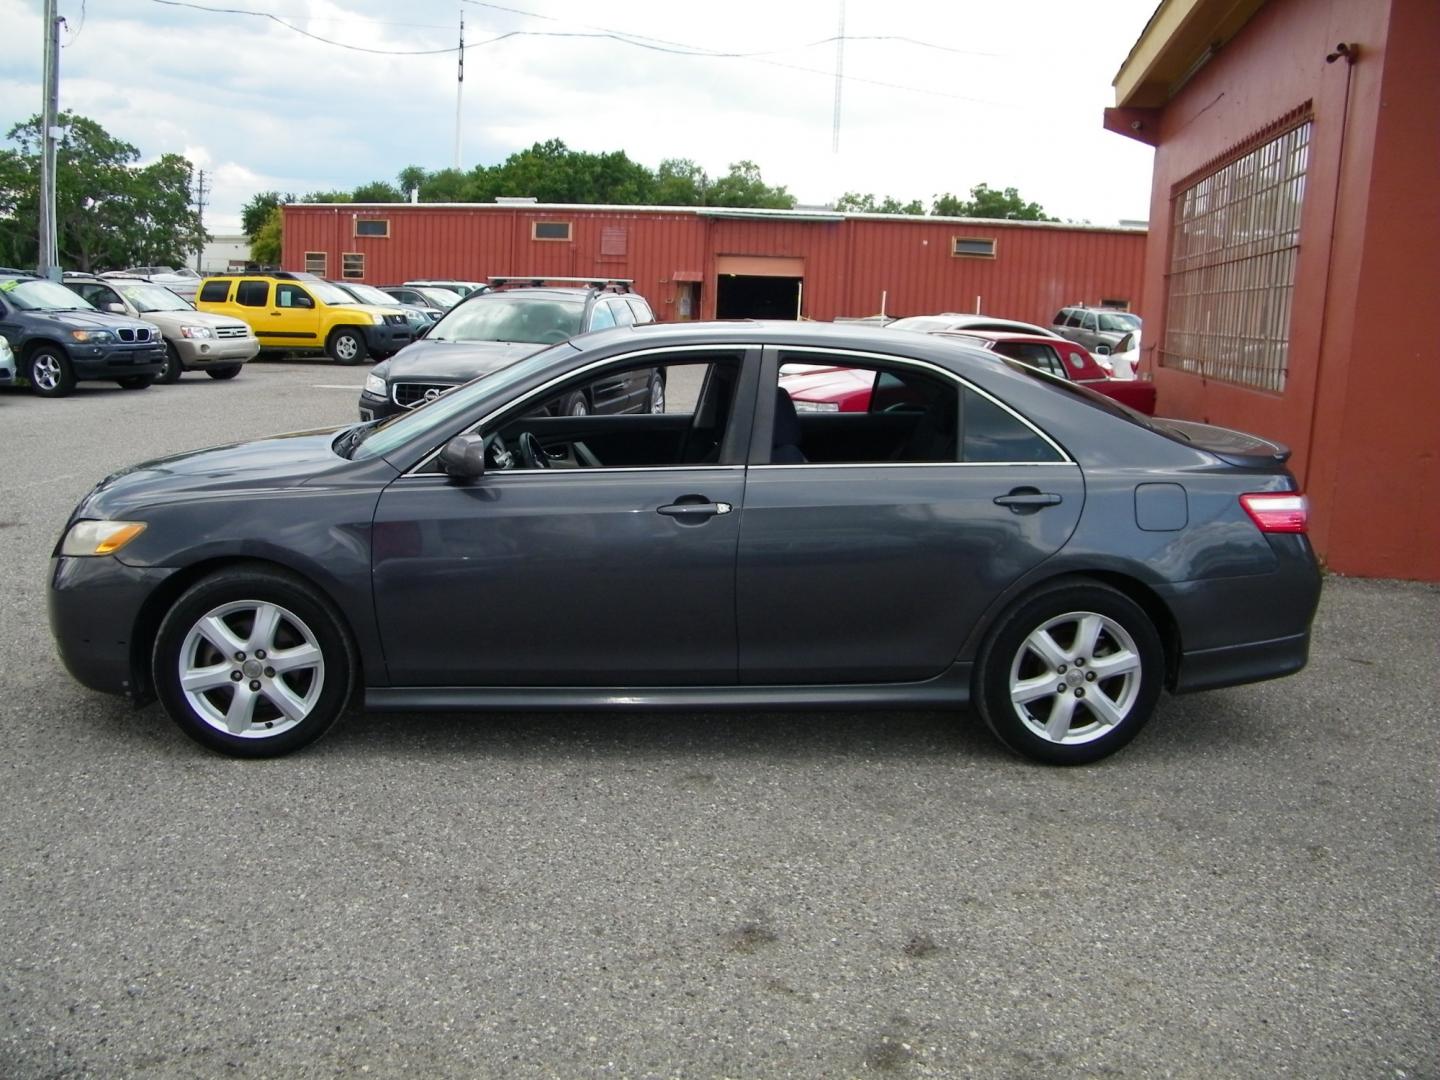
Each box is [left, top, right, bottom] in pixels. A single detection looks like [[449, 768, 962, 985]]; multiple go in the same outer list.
[[270, 283, 321, 347], [371, 348, 756, 686]]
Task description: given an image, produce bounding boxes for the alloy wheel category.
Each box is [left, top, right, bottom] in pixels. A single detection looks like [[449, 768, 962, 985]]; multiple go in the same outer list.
[[1007, 610, 1143, 745]]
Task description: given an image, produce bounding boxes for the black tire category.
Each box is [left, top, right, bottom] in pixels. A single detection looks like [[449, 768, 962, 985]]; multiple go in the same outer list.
[[157, 342, 184, 383], [28, 345, 75, 397], [559, 391, 589, 416], [151, 566, 357, 758], [327, 328, 368, 366], [206, 365, 242, 380], [117, 375, 154, 390], [647, 371, 665, 414], [973, 579, 1164, 765]]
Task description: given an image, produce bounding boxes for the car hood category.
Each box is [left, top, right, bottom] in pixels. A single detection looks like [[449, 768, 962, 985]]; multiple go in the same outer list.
[[382, 338, 544, 383], [24, 309, 157, 334], [135, 310, 251, 333], [78, 429, 359, 517]]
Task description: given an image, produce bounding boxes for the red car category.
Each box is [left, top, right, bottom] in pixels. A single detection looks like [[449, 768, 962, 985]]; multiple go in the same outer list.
[[779, 335, 1157, 416]]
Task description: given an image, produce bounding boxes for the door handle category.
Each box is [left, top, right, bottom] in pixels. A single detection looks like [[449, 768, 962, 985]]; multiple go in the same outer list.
[[993, 490, 1063, 512], [657, 499, 733, 519]]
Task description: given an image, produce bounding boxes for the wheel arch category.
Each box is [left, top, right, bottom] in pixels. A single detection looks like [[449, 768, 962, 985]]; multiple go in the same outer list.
[[959, 568, 1182, 689], [22, 336, 71, 362], [128, 555, 367, 705]]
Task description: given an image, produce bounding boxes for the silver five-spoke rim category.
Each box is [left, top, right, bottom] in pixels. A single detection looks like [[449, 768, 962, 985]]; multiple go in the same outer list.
[[178, 600, 325, 739], [33, 355, 61, 390], [650, 379, 665, 413], [334, 335, 359, 361], [1008, 610, 1142, 745]]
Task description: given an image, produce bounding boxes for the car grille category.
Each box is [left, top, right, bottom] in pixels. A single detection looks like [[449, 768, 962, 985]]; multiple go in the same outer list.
[[215, 325, 249, 339], [117, 327, 153, 343], [393, 382, 454, 408], [384, 314, 408, 326]]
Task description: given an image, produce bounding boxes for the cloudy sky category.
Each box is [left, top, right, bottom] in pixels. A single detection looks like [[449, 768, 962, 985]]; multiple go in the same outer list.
[[0, 0, 1159, 233]]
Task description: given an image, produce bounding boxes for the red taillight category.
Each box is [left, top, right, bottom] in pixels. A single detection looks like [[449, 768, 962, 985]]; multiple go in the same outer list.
[[1240, 492, 1309, 534]]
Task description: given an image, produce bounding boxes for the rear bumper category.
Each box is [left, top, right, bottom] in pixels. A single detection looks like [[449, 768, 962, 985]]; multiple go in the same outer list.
[[49, 556, 175, 699], [1173, 630, 1311, 694]]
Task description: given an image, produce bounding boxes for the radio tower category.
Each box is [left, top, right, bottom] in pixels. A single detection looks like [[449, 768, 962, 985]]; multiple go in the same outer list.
[[831, 0, 846, 152]]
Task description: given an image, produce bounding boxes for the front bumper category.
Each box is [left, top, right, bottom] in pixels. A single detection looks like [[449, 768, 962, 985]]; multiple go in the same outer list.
[[361, 324, 414, 357], [357, 388, 404, 422], [71, 343, 166, 380], [173, 336, 259, 367], [49, 556, 176, 699]]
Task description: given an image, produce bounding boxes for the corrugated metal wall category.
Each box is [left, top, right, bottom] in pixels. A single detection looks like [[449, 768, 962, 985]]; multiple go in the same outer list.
[[283, 204, 1146, 328]]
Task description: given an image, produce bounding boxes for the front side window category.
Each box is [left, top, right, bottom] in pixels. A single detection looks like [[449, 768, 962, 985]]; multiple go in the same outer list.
[[117, 282, 192, 312], [276, 284, 314, 309], [1164, 116, 1311, 392], [73, 283, 122, 310], [430, 298, 585, 345]]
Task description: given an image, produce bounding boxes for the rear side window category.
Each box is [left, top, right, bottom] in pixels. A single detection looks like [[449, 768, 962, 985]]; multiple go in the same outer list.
[[1063, 309, 1082, 328], [963, 389, 1064, 463], [235, 281, 268, 307], [607, 299, 635, 327], [1052, 309, 1068, 325], [626, 298, 654, 324], [587, 302, 617, 331], [199, 280, 231, 303]]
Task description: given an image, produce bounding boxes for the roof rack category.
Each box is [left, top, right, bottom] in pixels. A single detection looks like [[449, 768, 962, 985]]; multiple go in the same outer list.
[[488, 276, 632, 294], [200, 269, 319, 281]]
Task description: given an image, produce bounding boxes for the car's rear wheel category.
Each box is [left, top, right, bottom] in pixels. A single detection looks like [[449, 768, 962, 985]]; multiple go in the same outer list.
[[152, 567, 356, 757], [157, 343, 184, 383], [28, 346, 75, 397], [206, 365, 242, 380], [974, 580, 1163, 765], [559, 391, 589, 416], [117, 375, 154, 390], [327, 329, 367, 365]]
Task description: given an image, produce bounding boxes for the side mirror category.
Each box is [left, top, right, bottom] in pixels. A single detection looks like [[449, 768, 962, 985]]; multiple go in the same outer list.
[[416, 323, 431, 339], [106, 303, 126, 314], [1094, 344, 1112, 356], [438, 434, 486, 481]]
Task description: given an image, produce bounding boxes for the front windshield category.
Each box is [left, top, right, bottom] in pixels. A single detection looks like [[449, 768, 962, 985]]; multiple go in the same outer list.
[[349, 342, 576, 461], [343, 283, 398, 306], [118, 282, 192, 312], [308, 281, 357, 306], [2, 278, 94, 311], [429, 297, 584, 345], [1099, 312, 1141, 332]]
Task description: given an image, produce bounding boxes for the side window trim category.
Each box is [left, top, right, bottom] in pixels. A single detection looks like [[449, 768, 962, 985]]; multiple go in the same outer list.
[[752, 345, 1072, 467]]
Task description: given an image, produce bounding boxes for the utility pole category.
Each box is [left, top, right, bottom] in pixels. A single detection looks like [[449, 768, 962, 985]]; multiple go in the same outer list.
[[831, 0, 845, 153], [37, 0, 63, 279], [192, 169, 209, 272], [453, 11, 465, 170]]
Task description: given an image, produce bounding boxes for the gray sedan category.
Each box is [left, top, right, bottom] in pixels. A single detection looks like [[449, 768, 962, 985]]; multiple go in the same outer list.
[[48, 321, 1320, 763]]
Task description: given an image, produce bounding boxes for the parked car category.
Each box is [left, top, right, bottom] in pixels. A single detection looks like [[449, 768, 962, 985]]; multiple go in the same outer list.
[[939, 331, 1157, 415], [781, 332, 1156, 415], [49, 321, 1319, 764], [381, 285, 463, 311], [888, 313, 1063, 338], [328, 280, 439, 334], [1052, 305, 1142, 355], [358, 279, 657, 421], [1099, 330, 1140, 380], [0, 271, 166, 396], [402, 278, 489, 298], [195, 271, 413, 364], [0, 333, 15, 388], [103, 266, 202, 302], [63, 273, 257, 383]]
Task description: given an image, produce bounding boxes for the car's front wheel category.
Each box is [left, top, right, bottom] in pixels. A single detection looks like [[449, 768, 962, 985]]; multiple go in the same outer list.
[[327, 329, 368, 365], [152, 566, 357, 757], [117, 375, 154, 390], [28, 346, 75, 397], [157, 343, 184, 383], [647, 372, 665, 413], [974, 579, 1164, 765], [206, 364, 242, 380]]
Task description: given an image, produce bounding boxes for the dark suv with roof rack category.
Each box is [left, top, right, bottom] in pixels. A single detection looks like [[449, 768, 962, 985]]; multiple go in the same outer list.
[[358, 277, 657, 421], [0, 270, 166, 396]]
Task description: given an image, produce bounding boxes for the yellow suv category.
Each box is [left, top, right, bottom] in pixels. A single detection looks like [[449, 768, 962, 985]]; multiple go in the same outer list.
[[195, 271, 413, 364]]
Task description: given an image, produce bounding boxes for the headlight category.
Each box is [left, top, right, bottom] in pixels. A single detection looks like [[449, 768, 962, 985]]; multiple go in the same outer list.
[[792, 400, 840, 413], [371, 312, 387, 325], [71, 330, 115, 344], [60, 520, 147, 557], [364, 373, 387, 396], [179, 325, 214, 339]]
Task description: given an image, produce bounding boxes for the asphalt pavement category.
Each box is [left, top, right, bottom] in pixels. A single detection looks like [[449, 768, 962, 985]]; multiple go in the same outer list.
[[0, 361, 1435, 1078]]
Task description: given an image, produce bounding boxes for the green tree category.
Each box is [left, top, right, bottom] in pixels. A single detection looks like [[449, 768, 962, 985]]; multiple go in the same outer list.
[[932, 183, 1054, 221], [241, 190, 294, 241], [250, 205, 283, 265], [0, 112, 206, 271], [302, 189, 352, 203], [350, 180, 401, 202], [835, 192, 924, 214], [396, 165, 426, 199], [707, 160, 796, 209], [653, 158, 708, 206]]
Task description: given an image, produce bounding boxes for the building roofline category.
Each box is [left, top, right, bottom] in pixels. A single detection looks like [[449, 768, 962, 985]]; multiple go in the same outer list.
[[288, 201, 1147, 235], [1113, 0, 1268, 108]]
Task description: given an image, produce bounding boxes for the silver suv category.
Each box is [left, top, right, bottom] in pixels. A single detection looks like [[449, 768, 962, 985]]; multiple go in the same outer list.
[[1052, 305, 1142, 355]]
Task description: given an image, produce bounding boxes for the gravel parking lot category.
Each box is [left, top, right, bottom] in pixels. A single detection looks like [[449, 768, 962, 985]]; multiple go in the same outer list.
[[1, 362, 1436, 1078]]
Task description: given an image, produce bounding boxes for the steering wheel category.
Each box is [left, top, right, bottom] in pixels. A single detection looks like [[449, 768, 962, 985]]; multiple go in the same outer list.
[[485, 433, 515, 470], [517, 431, 550, 469]]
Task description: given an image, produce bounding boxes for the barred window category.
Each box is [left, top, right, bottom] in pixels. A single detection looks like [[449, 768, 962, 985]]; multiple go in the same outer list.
[[342, 253, 365, 279], [303, 251, 327, 275], [1162, 118, 1311, 392]]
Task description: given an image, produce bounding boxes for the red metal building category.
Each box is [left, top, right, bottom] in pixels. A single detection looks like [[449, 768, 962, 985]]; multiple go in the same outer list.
[[281, 203, 1145, 330], [1106, 0, 1439, 581]]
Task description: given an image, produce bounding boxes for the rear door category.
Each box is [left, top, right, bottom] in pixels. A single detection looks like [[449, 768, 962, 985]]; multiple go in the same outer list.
[[735, 347, 1084, 684]]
